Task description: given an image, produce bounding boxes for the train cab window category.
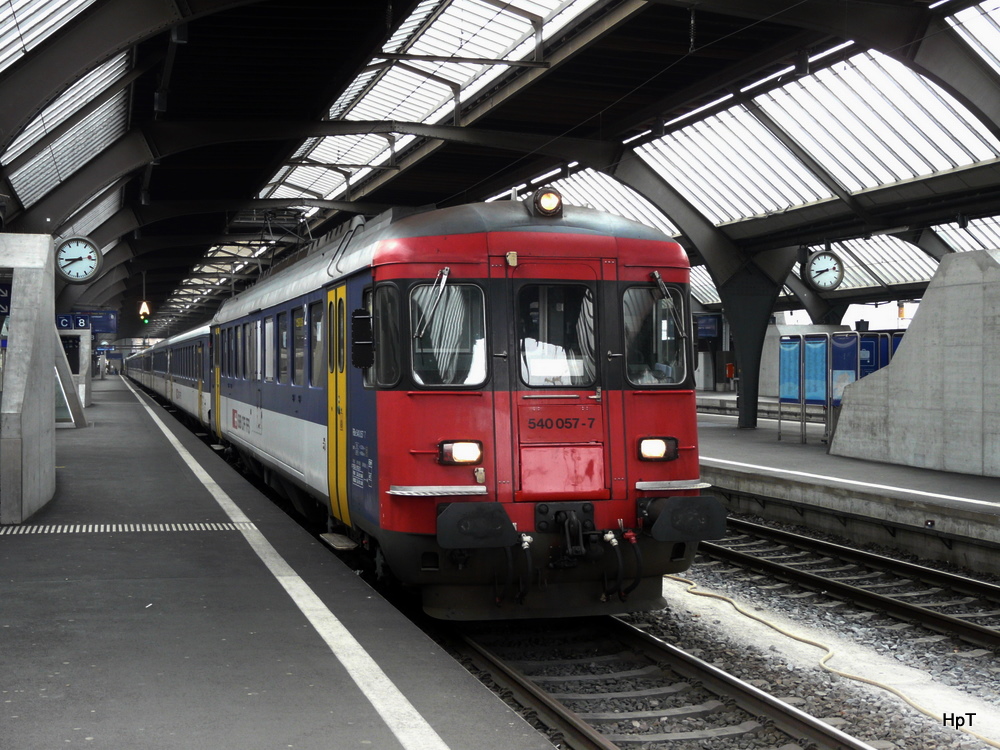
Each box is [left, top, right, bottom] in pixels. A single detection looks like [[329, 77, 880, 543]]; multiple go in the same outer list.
[[622, 286, 687, 386], [410, 283, 486, 387], [309, 301, 323, 386], [277, 312, 289, 383], [517, 285, 596, 387], [361, 289, 374, 387], [264, 316, 275, 382], [374, 285, 400, 386], [292, 308, 306, 385]]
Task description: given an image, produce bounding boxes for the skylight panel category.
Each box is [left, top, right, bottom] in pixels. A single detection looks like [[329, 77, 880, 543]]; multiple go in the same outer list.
[[689, 265, 720, 306], [5, 51, 130, 162], [756, 50, 1000, 193], [8, 91, 127, 207], [0, 0, 97, 75], [268, 0, 606, 204], [636, 105, 834, 225], [798, 236, 937, 290], [550, 168, 679, 235], [382, 0, 439, 54], [58, 187, 122, 239], [948, 2, 1000, 77], [934, 215, 1000, 252]]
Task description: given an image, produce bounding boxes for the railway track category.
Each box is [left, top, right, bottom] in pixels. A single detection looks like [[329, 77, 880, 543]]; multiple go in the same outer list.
[[449, 616, 876, 750], [698, 518, 1000, 650]]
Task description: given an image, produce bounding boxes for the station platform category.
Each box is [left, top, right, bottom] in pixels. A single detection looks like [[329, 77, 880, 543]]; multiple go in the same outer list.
[[695, 393, 1000, 571], [0, 378, 554, 750]]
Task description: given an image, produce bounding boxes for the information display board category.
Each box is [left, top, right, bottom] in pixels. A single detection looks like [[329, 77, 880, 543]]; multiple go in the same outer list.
[[830, 332, 859, 406]]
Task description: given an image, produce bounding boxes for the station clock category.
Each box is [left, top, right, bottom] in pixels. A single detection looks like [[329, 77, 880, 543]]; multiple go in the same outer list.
[[55, 236, 103, 284]]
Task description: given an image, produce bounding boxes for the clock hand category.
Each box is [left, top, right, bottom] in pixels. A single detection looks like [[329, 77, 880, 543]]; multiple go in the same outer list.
[[60, 256, 85, 265]]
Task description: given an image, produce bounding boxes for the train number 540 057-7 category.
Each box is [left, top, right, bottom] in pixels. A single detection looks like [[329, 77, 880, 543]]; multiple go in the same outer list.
[[526, 417, 595, 429]]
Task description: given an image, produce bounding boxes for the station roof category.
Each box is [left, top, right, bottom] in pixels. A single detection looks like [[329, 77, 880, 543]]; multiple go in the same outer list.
[[2, 0, 1000, 338]]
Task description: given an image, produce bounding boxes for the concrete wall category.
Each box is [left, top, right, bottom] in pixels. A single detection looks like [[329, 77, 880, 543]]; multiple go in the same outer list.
[[0, 234, 56, 524], [830, 249, 1000, 476]]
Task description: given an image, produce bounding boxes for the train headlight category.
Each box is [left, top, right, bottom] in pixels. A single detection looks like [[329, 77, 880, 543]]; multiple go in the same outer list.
[[639, 437, 678, 461], [438, 440, 483, 465], [532, 187, 563, 217]]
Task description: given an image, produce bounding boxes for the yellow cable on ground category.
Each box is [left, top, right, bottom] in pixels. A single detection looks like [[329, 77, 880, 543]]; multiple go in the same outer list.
[[665, 575, 1000, 749]]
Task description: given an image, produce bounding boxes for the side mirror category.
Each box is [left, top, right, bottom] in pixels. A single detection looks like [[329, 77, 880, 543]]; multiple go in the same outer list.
[[351, 309, 374, 369]]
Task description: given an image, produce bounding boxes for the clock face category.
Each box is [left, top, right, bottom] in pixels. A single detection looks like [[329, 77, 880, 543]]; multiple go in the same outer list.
[[55, 237, 103, 283], [804, 250, 844, 291]]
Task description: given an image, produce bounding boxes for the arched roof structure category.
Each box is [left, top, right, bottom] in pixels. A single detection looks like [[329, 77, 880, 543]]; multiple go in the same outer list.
[[3, 0, 1000, 424]]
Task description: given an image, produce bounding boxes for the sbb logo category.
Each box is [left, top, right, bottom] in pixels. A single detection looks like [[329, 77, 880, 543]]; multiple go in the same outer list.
[[232, 409, 251, 432]]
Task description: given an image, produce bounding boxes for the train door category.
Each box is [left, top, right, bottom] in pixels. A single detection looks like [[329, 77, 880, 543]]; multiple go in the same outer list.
[[196, 342, 204, 424], [326, 285, 350, 525], [493, 256, 622, 503], [212, 326, 222, 438]]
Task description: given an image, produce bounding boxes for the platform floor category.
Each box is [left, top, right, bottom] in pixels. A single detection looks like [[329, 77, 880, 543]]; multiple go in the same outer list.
[[0, 378, 553, 750], [695, 398, 1000, 567]]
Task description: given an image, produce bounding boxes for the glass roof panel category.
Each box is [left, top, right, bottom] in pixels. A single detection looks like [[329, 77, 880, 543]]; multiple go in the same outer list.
[[5, 51, 130, 162], [756, 50, 1000, 193], [933, 214, 1000, 252], [797, 235, 938, 290], [266, 0, 604, 203], [544, 168, 679, 236], [948, 2, 1000, 77], [58, 187, 122, 240], [0, 0, 97, 75], [636, 105, 834, 225], [689, 265, 720, 306], [8, 90, 128, 207]]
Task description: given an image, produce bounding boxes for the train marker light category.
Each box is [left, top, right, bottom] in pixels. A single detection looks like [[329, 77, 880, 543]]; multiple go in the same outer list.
[[532, 187, 563, 217], [639, 437, 679, 461], [438, 440, 483, 465]]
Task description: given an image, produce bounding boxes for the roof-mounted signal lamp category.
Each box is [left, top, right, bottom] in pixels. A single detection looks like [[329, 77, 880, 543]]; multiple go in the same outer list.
[[532, 186, 563, 217], [139, 300, 151, 324]]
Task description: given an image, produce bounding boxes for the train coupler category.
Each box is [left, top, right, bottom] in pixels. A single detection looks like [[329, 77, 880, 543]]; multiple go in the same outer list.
[[535, 502, 595, 558]]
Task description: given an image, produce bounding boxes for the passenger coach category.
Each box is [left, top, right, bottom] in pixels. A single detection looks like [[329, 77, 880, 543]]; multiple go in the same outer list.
[[127, 189, 725, 619]]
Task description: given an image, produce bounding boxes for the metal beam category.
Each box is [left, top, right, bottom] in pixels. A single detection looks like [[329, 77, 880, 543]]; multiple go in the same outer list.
[[908, 17, 1000, 140], [0, 0, 260, 153]]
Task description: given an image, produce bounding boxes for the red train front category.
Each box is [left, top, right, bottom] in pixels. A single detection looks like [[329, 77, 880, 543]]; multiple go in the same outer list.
[[348, 190, 725, 619]]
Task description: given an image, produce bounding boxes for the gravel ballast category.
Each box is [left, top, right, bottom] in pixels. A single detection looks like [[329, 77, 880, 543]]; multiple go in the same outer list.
[[619, 565, 1000, 750]]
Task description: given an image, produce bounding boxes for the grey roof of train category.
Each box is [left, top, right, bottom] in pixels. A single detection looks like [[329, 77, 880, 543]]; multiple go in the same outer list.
[[212, 198, 674, 324]]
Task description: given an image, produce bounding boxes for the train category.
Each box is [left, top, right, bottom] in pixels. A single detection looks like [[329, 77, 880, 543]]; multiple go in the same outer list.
[[125, 188, 726, 620]]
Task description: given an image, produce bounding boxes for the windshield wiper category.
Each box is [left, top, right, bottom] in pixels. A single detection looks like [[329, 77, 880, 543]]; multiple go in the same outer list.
[[413, 267, 451, 339], [651, 271, 688, 339]]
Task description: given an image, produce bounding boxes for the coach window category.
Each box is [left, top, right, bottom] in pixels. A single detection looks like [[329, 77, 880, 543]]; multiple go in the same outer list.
[[292, 308, 306, 385], [309, 301, 323, 386], [277, 312, 288, 383], [622, 286, 687, 386], [410, 283, 486, 387], [374, 284, 400, 386], [249, 321, 259, 381], [264, 316, 274, 382], [243, 323, 252, 379], [236, 324, 244, 379], [517, 285, 596, 387]]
